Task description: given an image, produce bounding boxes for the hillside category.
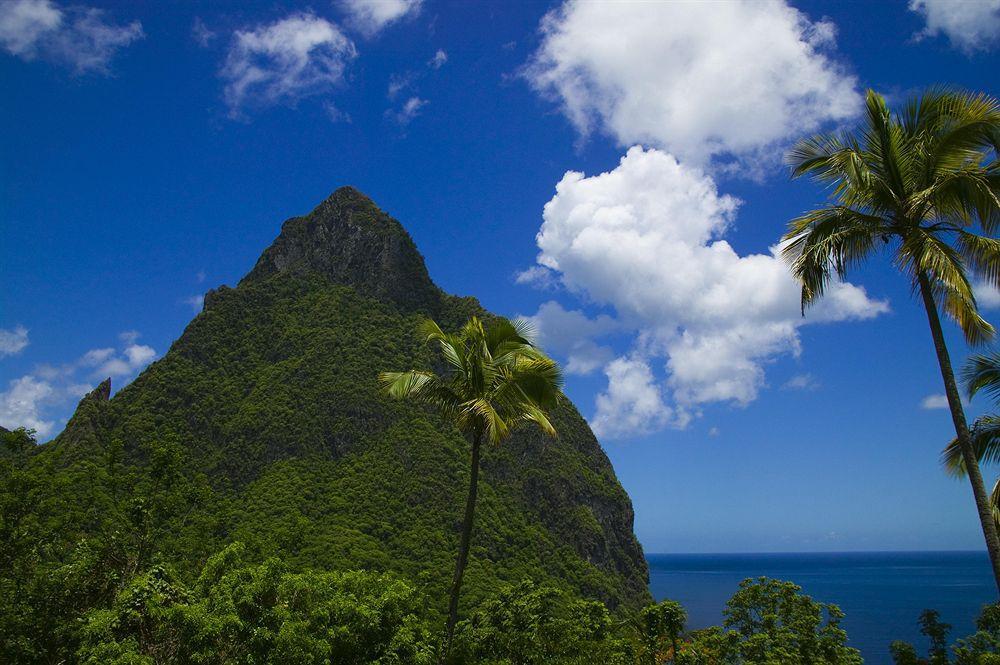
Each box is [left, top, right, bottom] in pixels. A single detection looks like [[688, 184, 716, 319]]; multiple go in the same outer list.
[[4, 187, 650, 629]]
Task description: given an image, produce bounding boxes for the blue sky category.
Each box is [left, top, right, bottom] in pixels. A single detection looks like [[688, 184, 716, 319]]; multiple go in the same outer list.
[[3, 0, 1000, 553]]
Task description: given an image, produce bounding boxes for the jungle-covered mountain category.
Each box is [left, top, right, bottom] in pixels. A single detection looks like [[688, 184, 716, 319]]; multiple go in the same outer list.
[[3, 187, 649, 635]]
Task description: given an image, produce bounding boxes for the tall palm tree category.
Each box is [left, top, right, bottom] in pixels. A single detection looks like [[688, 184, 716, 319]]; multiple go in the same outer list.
[[379, 315, 563, 659], [942, 351, 1000, 533], [781, 88, 1000, 591]]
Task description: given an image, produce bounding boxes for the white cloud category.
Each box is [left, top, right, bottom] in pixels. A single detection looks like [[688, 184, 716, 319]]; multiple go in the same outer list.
[[525, 0, 860, 167], [0, 0, 59, 56], [221, 13, 357, 116], [386, 95, 427, 126], [708, 426, 720, 437], [0, 0, 142, 74], [124, 344, 155, 368], [591, 356, 675, 439], [525, 301, 618, 375], [526, 147, 887, 438], [341, 0, 421, 37], [921, 394, 950, 410], [909, 0, 1000, 54], [0, 326, 29, 358], [783, 373, 820, 391], [0, 375, 54, 436], [183, 294, 205, 312], [429, 48, 447, 69], [80, 347, 115, 367]]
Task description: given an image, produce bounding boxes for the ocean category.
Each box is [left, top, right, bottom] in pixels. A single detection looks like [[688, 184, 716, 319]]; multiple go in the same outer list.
[[647, 551, 995, 664]]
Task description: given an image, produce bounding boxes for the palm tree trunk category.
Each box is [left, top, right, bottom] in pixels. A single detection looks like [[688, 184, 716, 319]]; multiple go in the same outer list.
[[918, 270, 1000, 594], [441, 431, 483, 662]]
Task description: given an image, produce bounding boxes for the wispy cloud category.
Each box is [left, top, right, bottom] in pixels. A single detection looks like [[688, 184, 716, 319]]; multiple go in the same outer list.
[[386, 95, 427, 126], [429, 48, 447, 69], [221, 13, 357, 118], [0, 0, 142, 74], [0, 326, 29, 358], [909, 0, 1000, 55], [341, 0, 422, 37], [921, 394, 949, 410], [783, 374, 821, 391]]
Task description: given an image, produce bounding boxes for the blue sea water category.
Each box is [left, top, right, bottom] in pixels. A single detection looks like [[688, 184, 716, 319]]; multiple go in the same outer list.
[[647, 552, 995, 664]]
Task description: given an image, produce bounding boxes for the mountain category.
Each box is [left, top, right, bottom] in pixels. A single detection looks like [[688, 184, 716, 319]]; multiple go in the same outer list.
[[9, 187, 650, 620]]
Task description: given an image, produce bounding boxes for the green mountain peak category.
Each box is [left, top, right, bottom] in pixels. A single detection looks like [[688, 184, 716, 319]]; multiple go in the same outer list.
[[19, 190, 650, 632]]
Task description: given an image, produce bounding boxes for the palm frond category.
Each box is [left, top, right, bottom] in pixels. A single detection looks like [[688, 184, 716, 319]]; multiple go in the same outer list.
[[958, 232, 1000, 289], [782, 206, 884, 312], [942, 415, 1000, 476], [963, 352, 1000, 401]]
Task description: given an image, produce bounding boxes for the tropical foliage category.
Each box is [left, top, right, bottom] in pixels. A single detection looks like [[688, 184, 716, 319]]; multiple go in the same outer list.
[[782, 87, 1000, 588]]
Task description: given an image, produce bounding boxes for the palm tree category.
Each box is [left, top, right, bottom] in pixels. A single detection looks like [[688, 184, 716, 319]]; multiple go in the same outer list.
[[942, 351, 1000, 532], [781, 88, 1000, 591], [379, 315, 563, 659]]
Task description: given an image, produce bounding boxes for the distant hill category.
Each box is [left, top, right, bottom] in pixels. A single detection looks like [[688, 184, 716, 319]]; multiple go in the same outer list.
[[10, 187, 650, 620]]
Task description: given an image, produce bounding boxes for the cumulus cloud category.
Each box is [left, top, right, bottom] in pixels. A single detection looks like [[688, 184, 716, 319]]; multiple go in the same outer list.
[[221, 13, 357, 117], [909, 0, 1000, 54], [525, 147, 887, 438], [525, 0, 860, 167], [591, 356, 676, 439], [0, 0, 142, 74], [0, 375, 54, 436], [341, 0, 421, 37], [0, 326, 29, 358], [921, 394, 949, 410]]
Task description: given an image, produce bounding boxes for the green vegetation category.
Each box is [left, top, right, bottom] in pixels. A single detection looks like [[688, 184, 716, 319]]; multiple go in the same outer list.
[[782, 88, 1000, 590], [380, 316, 563, 655], [891, 605, 1000, 664], [0, 469, 863, 665]]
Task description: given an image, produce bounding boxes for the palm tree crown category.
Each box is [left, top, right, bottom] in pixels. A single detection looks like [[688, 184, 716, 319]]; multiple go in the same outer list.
[[380, 316, 562, 445], [782, 87, 1000, 593], [783, 88, 1000, 343]]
